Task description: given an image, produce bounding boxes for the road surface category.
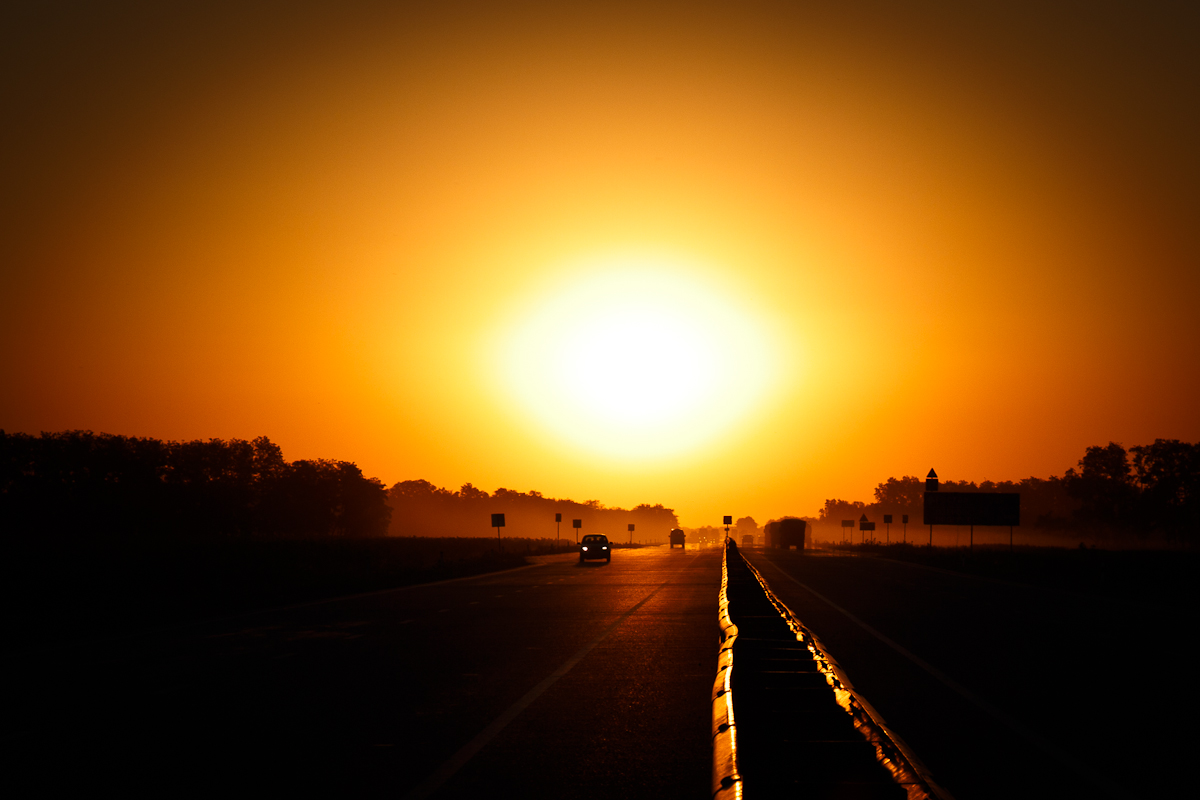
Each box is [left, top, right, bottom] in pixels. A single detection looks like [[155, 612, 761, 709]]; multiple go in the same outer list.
[[3, 546, 720, 798], [741, 548, 1194, 800]]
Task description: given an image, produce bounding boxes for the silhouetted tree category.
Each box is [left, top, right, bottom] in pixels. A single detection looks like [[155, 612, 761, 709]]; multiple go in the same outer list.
[[1066, 442, 1139, 528], [1130, 439, 1200, 539], [0, 430, 390, 543]]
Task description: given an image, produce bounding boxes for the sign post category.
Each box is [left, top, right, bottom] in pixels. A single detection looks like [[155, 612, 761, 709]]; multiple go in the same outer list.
[[628, 523, 635, 545], [491, 513, 505, 551], [883, 514, 893, 543], [902, 514, 909, 543], [926, 470, 938, 547], [555, 513, 562, 551], [572, 518, 582, 545], [841, 519, 854, 543], [723, 516, 733, 541]]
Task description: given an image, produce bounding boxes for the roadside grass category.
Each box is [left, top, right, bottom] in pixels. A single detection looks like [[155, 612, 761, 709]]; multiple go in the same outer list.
[[1, 536, 594, 652], [815, 541, 1200, 609]]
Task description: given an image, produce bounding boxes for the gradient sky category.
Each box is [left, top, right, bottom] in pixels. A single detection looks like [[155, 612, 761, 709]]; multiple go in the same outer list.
[[3, 1, 1198, 526]]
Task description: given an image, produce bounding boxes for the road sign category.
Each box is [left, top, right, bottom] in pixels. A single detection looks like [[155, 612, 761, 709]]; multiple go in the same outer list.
[[555, 513, 562, 522], [926, 469, 939, 492], [860, 522, 876, 531], [572, 519, 582, 528], [723, 516, 733, 525], [902, 515, 909, 524], [628, 524, 635, 531], [859, 514, 869, 522], [883, 515, 893, 524], [841, 520, 854, 527]]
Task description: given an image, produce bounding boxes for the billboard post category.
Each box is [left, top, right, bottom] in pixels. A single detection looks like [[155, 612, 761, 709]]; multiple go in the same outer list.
[[491, 513, 505, 551]]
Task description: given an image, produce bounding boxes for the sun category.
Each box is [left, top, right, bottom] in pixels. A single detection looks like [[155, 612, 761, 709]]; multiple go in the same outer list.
[[496, 253, 777, 460]]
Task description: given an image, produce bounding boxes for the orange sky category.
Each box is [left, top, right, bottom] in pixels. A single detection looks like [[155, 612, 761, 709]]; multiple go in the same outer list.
[[2, 2, 1198, 526]]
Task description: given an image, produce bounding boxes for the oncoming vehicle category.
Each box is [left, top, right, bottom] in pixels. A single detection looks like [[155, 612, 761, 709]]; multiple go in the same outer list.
[[579, 534, 611, 563]]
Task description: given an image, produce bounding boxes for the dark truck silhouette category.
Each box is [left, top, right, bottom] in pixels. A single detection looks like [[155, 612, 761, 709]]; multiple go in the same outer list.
[[764, 518, 807, 549], [669, 528, 686, 548]]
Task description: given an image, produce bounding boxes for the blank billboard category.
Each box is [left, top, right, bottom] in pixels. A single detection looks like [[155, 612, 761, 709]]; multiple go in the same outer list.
[[923, 492, 1020, 526]]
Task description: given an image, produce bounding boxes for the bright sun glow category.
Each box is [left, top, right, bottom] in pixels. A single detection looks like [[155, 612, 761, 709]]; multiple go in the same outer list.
[[496, 254, 778, 460]]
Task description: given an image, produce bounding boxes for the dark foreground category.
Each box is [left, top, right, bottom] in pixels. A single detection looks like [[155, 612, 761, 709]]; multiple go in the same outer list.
[[3, 546, 719, 797], [5, 541, 1193, 798]]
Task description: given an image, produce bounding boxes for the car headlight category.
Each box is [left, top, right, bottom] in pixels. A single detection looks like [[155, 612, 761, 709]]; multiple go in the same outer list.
[[582, 546, 588, 551], [602, 546, 608, 550]]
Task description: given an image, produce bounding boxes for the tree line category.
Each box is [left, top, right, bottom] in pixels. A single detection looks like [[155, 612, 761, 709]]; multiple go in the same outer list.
[[386, 479, 679, 541], [818, 439, 1199, 543], [0, 430, 391, 542]]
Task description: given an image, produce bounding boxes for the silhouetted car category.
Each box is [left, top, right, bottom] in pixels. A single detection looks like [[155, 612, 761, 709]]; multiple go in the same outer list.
[[579, 534, 611, 563], [742, 534, 754, 546], [669, 528, 686, 548]]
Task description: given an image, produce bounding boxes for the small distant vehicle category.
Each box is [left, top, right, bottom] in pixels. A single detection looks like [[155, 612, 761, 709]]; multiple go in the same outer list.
[[742, 534, 754, 547], [669, 528, 686, 548], [580, 534, 611, 563]]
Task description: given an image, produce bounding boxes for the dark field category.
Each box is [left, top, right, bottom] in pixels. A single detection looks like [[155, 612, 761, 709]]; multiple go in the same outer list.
[[1, 536, 629, 653], [819, 542, 1200, 608]]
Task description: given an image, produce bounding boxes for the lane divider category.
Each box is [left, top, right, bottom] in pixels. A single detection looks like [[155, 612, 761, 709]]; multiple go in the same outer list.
[[711, 540, 742, 799]]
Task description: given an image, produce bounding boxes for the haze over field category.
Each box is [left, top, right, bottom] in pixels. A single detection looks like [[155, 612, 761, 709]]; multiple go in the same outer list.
[[3, 1, 1197, 525]]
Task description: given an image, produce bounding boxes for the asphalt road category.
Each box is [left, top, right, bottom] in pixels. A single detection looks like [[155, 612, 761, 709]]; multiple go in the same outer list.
[[741, 548, 1196, 800], [3, 545, 721, 798]]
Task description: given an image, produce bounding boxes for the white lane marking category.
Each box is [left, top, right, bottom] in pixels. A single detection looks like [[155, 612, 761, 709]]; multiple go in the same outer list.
[[402, 552, 704, 800], [757, 556, 1122, 798]]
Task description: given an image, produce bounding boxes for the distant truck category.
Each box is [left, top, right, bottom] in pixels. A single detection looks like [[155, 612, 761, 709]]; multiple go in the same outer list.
[[669, 528, 686, 548], [765, 518, 807, 550], [741, 534, 755, 547]]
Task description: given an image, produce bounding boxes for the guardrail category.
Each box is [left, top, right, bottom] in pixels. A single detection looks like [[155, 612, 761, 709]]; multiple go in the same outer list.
[[715, 539, 953, 799], [712, 537, 743, 799]]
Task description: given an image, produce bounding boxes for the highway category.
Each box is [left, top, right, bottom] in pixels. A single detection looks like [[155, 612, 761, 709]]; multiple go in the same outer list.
[[6, 542, 1191, 798], [741, 548, 1194, 800], [3, 546, 720, 798]]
